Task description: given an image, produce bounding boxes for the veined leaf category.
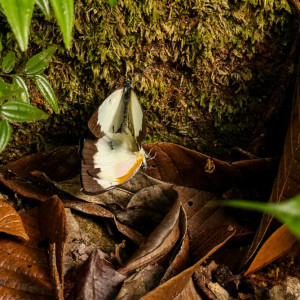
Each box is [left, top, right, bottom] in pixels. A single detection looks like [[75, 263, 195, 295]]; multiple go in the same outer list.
[[25, 46, 55, 75], [0, 0, 35, 51], [35, 0, 51, 20], [49, 0, 74, 50], [212, 194, 300, 240], [0, 101, 48, 122], [108, 0, 118, 7], [0, 81, 23, 100], [0, 120, 12, 153], [2, 51, 15, 73], [35, 75, 58, 113], [13, 75, 30, 103]]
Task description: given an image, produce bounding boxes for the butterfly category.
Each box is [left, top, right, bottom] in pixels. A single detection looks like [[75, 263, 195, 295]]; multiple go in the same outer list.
[[81, 80, 147, 194], [88, 79, 146, 145]]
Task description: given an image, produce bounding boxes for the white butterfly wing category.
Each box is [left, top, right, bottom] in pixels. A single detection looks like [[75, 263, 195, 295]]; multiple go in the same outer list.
[[97, 88, 124, 134], [81, 133, 144, 193], [129, 90, 145, 143]]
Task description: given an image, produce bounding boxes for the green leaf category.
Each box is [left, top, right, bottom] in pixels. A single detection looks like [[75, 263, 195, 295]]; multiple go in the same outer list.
[[49, 0, 74, 50], [24, 46, 55, 75], [35, 0, 51, 20], [0, 0, 35, 51], [35, 75, 58, 113], [0, 120, 12, 153], [0, 38, 3, 58], [0, 100, 48, 122], [0, 81, 23, 100], [0, 3, 4, 15], [13, 75, 30, 103], [212, 194, 300, 240], [108, 0, 117, 7], [2, 51, 15, 73], [0, 77, 4, 83]]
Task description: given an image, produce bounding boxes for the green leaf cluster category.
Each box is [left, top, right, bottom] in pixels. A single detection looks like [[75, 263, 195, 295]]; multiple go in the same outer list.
[[0, 0, 74, 51], [212, 194, 300, 240], [0, 47, 58, 153]]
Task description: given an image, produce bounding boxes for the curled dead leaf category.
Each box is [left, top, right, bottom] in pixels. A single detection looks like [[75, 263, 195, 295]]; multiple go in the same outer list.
[[115, 264, 165, 300], [0, 208, 54, 298], [160, 208, 189, 283], [244, 225, 297, 276], [143, 143, 274, 194], [140, 236, 233, 300], [39, 196, 68, 288], [243, 59, 300, 267], [72, 249, 126, 300], [173, 278, 203, 300], [0, 199, 29, 241], [119, 198, 181, 276]]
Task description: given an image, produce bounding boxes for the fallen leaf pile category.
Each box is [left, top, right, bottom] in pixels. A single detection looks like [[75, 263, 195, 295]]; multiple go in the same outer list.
[[0, 57, 299, 300]]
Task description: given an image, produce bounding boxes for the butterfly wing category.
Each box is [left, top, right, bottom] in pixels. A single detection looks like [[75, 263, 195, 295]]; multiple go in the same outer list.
[[81, 134, 144, 194], [88, 88, 124, 138], [129, 90, 146, 144]]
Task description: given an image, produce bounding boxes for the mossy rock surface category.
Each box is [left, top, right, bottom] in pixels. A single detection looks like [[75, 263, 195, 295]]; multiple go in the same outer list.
[[0, 0, 297, 163]]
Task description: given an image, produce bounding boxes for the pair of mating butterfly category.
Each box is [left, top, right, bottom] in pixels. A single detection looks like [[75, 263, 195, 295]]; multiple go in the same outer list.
[[81, 79, 148, 194]]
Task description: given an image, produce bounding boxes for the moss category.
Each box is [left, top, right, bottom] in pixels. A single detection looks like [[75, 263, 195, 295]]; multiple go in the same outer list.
[[74, 213, 117, 253], [0, 0, 297, 162]]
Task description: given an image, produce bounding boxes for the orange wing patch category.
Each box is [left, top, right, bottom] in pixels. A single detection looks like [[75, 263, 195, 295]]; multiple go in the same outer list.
[[115, 152, 144, 185]]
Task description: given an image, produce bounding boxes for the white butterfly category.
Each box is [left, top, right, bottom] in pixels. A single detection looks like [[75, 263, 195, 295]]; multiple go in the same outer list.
[[81, 80, 147, 194], [88, 79, 146, 145], [81, 133, 147, 193]]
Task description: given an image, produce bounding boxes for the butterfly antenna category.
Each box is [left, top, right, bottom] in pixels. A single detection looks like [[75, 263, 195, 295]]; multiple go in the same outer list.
[[146, 147, 157, 161]]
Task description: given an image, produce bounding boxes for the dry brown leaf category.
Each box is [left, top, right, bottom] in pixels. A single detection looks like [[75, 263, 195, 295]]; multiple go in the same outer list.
[[119, 198, 181, 275], [114, 217, 145, 245], [72, 249, 126, 300], [116, 184, 177, 235], [115, 264, 165, 300], [160, 208, 189, 283], [0, 199, 29, 241], [0, 172, 53, 202], [175, 186, 241, 262], [0, 146, 80, 203], [243, 59, 300, 266], [63, 199, 114, 218], [0, 208, 54, 298], [49, 243, 64, 300], [140, 235, 233, 300], [173, 278, 203, 300], [58, 183, 177, 246], [244, 224, 297, 276], [39, 196, 68, 289], [1, 146, 80, 182], [143, 143, 273, 193], [54, 172, 163, 207], [63, 199, 145, 245]]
